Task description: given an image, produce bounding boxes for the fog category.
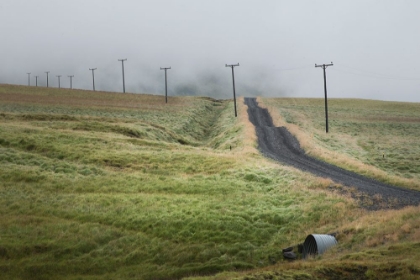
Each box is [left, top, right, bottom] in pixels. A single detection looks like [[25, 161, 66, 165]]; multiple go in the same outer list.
[[1, 0, 420, 101]]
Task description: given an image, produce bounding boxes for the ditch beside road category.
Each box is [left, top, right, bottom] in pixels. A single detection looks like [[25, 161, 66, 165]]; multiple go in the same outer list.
[[245, 97, 420, 210]]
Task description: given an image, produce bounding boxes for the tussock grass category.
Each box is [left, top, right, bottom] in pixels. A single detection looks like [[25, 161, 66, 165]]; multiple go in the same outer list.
[[188, 205, 420, 280], [1, 85, 419, 279]]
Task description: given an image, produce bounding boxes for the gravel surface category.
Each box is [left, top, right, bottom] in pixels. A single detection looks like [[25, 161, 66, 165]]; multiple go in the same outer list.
[[245, 97, 420, 210]]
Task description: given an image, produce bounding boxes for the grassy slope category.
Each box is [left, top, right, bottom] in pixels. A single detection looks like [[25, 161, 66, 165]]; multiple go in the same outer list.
[[188, 98, 420, 280], [259, 97, 420, 190], [0, 86, 419, 280]]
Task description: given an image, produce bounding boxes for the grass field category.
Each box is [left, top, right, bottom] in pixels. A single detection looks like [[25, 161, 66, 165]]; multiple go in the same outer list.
[[260, 97, 420, 190], [1, 85, 419, 279]]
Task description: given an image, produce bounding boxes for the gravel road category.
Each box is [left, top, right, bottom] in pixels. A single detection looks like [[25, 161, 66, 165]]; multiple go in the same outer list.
[[245, 97, 420, 210]]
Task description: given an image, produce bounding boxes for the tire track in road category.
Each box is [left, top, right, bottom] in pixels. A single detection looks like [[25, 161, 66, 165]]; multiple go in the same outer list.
[[245, 97, 420, 210]]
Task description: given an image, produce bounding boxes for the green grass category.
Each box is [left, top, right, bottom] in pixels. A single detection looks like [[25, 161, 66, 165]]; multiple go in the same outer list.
[[261, 97, 420, 189], [1, 85, 419, 279]]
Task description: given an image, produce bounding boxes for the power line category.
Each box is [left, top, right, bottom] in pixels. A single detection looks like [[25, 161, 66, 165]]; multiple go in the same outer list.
[[56, 75, 61, 88], [225, 63, 240, 117], [45, 71, 50, 87], [160, 67, 171, 103], [315, 62, 333, 133], [275, 65, 313, 71], [89, 68, 97, 91], [68, 75, 74, 89], [118, 59, 127, 93], [332, 65, 420, 81], [275, 63, 420, 81]]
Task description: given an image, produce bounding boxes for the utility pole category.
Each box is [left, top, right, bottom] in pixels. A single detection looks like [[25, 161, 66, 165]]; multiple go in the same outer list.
[[68, 75, 74, 89], [160, 67, 171, 103], [45, 71, 50, 87], [118, 59, 127, 93], [225, 63, 240, 117], [35, 76, 38, 87], [315, 62, 333, 133], [27, 73, 31, 86], [89, 68, 97, 91], [56, 75, 61, 88]]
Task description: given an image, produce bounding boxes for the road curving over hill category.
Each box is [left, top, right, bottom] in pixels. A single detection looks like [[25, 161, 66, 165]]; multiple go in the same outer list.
[[245, 97, 420, 210]]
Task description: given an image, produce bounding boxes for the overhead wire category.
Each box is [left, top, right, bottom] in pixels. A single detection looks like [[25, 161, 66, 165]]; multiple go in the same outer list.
[[331, 64, 420, 81], [273, 63, 420, 82], [274, 65, 313, 72]]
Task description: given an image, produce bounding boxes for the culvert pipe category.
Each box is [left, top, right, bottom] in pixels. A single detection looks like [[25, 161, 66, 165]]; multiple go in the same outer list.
[[303, 234, 337, 258]]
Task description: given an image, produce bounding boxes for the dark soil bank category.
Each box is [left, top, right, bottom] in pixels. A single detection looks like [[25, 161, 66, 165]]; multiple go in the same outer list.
[[245, 97, 420, 210]]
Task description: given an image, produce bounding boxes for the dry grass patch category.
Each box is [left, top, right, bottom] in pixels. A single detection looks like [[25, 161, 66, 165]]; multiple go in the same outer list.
[[237, 97, 258, 156], [338, 205, 420, 248]]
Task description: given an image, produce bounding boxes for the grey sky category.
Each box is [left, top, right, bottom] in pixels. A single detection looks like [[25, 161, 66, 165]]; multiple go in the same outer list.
[[1, 0, 420, 101]]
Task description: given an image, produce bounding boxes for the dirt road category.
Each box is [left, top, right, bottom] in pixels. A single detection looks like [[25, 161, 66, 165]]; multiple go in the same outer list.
[[245, 97, 420, 210]]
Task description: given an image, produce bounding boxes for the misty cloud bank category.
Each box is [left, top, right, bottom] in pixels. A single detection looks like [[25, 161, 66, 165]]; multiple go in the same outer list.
[[1, 0, 420, 102], [2, 59, 288, 99]]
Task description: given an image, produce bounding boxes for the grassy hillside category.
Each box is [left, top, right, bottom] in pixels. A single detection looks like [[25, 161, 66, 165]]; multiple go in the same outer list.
[[0, 85, 419, 279], [188, 98, 420, 280]]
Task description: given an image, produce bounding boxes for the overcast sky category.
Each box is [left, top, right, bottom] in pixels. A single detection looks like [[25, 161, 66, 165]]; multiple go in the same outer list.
[[1, 0, 420, 101]]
